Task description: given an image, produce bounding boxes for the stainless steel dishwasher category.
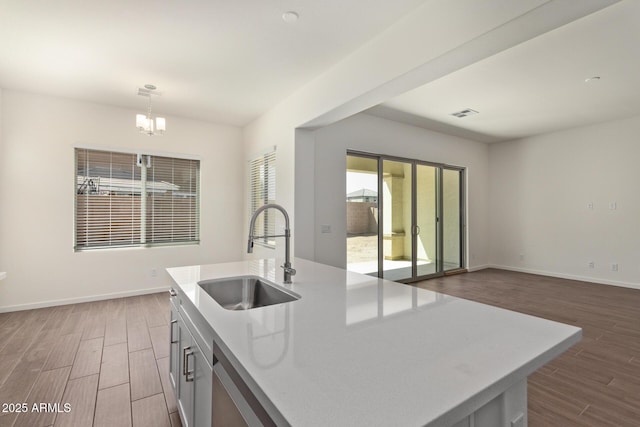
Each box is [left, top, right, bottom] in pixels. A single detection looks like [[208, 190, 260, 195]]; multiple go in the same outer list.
[[211, 342, 276, 427], [212, 362, 251, 426]]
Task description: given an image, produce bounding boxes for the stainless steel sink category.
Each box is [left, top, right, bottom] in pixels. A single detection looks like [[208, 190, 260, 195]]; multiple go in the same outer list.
[[198, 275, 300, 311]]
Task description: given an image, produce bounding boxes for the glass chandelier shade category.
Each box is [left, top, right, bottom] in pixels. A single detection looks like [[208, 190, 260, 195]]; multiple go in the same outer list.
[[136, 114, 166, 135]]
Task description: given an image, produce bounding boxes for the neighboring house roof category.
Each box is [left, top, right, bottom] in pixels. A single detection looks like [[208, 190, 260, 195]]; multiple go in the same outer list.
[[77, 176, 180, 195], [77, 166, 192, 195], [347, 189, 378, 198]]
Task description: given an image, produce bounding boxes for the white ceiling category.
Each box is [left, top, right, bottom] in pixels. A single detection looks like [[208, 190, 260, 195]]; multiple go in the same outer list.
[[0, 0, 425, 126], [1, 0, 633, 140], [368, 0, 639, 143]]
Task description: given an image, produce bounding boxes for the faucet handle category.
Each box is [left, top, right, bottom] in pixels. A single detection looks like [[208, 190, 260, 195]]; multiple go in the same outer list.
[[281, 265, 296, 276]]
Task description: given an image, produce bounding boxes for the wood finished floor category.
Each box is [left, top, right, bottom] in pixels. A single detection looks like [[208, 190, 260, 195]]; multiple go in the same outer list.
[[0, 293, 181, 427], [415, 269, 640, 427]]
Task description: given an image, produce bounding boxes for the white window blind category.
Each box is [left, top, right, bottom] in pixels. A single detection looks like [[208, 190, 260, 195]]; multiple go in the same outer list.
[[248, 149, 276, 247], [75, 148, 199, 250]]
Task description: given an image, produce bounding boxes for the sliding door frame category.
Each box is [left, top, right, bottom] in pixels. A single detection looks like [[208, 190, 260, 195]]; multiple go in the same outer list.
[[347, 150, 466, 282], [441, 165, 466, 276], [412, 160, 442, 281]]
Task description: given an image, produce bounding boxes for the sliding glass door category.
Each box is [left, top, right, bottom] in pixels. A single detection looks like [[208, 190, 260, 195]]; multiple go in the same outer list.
[[442, 168, 463, 272], [347, 152, 465, 282], [381, 159, 413, 281], [415, 164, 439, 277]]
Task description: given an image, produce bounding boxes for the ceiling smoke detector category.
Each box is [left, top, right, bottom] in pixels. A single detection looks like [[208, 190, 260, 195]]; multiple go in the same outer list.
[[451, 108, 479, 118]]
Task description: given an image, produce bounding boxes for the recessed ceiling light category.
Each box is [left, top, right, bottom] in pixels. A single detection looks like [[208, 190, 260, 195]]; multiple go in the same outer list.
[[282, 11, 299, 23], [584, 76, 601, 83]]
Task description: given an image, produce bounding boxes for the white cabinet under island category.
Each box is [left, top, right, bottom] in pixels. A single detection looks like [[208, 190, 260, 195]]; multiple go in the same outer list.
[[167, 258, 581, 427]]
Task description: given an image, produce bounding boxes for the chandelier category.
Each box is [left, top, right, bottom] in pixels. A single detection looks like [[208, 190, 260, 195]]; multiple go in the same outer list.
[[136, 84, 166, 136]]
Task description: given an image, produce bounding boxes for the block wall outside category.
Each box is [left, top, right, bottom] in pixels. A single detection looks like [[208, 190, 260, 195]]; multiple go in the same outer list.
[[347, 202, 378, 234]]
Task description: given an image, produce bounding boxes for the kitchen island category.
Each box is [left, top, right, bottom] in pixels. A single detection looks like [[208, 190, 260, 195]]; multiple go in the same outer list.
[[167, 258, 581, 427]]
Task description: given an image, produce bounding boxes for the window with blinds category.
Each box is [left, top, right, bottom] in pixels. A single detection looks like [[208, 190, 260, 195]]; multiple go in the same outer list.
[[248, 149, 276, 247], [75, 148, 199, 250]]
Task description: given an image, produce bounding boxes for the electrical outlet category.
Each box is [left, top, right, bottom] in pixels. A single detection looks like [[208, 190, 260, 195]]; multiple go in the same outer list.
[[320, 224, 331, 234], [588, 261, 595, 269], [519, 254, 524, 261], [611, 263, 618, 272], [151, 268, 158, 278], [587, 202, 594, 210], [609, 202, 617, 210]]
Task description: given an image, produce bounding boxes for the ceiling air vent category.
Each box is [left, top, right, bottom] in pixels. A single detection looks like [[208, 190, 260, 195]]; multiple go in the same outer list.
[[451, 108, 479, 118]]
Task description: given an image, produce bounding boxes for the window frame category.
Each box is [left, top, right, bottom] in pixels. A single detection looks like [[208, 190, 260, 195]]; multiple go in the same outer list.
[[248, 147, 276, 249], [74, 147, 200, 251]]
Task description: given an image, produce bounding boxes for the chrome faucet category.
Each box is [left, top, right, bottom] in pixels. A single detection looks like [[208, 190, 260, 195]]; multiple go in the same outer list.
[[247, 204, 296, 284]]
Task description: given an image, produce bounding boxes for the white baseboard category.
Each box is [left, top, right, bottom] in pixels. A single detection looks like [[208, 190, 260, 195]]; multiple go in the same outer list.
[[0, 286, 171, 313], [468, 264, 491, 272], [487, 264, 640, 291]]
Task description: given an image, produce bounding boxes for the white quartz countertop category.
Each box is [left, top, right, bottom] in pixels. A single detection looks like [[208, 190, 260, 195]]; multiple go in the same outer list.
[[167, 258, 581, 426]]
